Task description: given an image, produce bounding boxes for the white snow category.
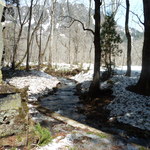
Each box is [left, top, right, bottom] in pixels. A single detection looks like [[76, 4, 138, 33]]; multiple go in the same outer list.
[[115, 66, 141, 76], [42, 23, 50, 31], [56, 23, 59, 29], [71, 70, 93, 83], [7, 70, 60, 130], [59, 33, 66, 37], [37, 135, 73, 150], [52, 63, 79, 71], [8, 70, 59, 100], [31, 18, 35, 25], [71, 66, 106, 92]]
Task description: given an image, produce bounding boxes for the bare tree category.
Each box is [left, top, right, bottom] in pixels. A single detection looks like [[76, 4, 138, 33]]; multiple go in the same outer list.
[[25, 0, 48, 70], [12, 2, 29, 69], [61, 0, 102, 95], [36, 22, 42, 70], [26, 0, 34, 70], [72, 25, 80, 64], [125, 0, 131, 76], [66, 0, 71, 64], [34, 0, 48, 70], [102, 0, 121, 16], [89, 0, 102, 95], [48, 0, 57, 68]]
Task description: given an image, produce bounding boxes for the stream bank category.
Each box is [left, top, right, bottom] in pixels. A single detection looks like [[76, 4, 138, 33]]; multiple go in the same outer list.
[[2, 69, 150, 149], [39, 77, 150, 149]]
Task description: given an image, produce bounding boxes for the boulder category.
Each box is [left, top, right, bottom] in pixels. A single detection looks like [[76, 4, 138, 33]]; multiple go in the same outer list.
[[0, 93, 21, 111], [0, 92, 26, 138]]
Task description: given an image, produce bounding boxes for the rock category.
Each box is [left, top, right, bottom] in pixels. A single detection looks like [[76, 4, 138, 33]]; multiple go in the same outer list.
[[0, 134, 27, 147], [0, 93, 26, 138], [0, 84, 18, 94], [0, 2, 4, 83], [0, 93, 21, 111]]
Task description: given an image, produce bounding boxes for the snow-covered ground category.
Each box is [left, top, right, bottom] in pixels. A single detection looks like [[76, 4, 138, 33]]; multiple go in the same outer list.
[[71, 66, 150, 131], [8, 70, 59, 100], [5, 66, 149, 149], [7, 70, 60, 123], [6, 66, 150, 131]]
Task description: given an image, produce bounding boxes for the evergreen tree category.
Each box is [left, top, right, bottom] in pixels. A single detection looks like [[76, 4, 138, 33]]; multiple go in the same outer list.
[[101, 14, 122, 77]]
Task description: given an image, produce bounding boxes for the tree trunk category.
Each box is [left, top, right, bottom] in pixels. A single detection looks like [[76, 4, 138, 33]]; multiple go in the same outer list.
[[36, 24, 42, 70], [131, 0, 150, 96], [26, 0, 33, 71], [48, 0, 56, 68], [125, 0, 132, 77], [11, 22, 17, 70], [89, 0, 101, 95], [12, 24, 23, 70]]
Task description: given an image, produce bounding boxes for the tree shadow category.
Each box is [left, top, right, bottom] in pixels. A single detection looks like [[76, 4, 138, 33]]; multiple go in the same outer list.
[[38, 78, 150, 148]]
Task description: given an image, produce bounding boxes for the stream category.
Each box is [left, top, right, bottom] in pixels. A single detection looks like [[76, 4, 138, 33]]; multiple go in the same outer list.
[[39, 77, 150, 148]]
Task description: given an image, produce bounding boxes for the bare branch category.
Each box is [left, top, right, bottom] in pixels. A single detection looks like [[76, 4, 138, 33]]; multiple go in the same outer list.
[[61, 16, 95, 35], [29, 0, 47, 45], [132, 18, 144, 31], [121, 4, 144, 25]]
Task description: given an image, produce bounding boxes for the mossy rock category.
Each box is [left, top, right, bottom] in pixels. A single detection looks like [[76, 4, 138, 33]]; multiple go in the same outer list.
[[0, 111, 27, 138], [0, 84, 18, 94], [0, 93, 21, 111], [0, 134, 27, 147], [0, 92, 28, 138]]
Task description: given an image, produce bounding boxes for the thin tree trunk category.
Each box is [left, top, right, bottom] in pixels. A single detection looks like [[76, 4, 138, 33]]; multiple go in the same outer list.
[[89, 0, 102, 95], [11, 1, 28, 69], [48, 0, 56, 67], [108, 51, 112, 75], [11, 21, 17, 69], [125, 0, 132, 76], [68, 29, 71, 64], [26, 0, 33, 71], [67, 0, 71, 64], [12, 24, 23, 69], [15, 50, 27, 68], [36, 24, 42, 70]]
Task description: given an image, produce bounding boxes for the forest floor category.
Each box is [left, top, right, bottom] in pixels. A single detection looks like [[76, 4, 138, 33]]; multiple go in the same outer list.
[[1, 64, 150, 150]]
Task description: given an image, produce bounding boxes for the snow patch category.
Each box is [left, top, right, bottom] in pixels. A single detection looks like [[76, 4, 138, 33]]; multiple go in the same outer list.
[[8, 70, 59, 99]]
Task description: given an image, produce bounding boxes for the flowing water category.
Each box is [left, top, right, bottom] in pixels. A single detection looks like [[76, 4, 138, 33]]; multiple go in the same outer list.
[[40, 77, 150, 148], [40, 78, 86, 121]]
